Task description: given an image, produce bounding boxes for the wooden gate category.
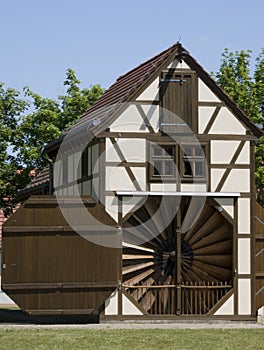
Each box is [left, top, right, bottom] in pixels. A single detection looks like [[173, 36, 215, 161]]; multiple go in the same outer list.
[[123, 281, 231, 315], [256, 202, 264, 310], [2, 196, 121, 316]]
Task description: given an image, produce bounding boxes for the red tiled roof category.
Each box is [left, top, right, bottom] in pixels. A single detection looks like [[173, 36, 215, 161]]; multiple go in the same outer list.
[[45, 41, 262, 149], [17, 167, 50, 199], [0, 210, 6, 249], [65, 42, 183, 135], [0, 205, 20, 249]]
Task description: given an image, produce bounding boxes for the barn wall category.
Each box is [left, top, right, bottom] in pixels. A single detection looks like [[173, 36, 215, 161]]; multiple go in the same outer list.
[[48, 55, 257, 319]]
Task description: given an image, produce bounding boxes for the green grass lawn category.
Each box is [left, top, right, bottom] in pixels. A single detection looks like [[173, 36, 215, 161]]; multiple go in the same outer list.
[[0, 329, 263, 350]]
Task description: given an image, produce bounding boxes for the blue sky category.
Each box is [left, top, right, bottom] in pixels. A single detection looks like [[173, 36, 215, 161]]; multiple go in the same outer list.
[[1, 0, 263, 98]]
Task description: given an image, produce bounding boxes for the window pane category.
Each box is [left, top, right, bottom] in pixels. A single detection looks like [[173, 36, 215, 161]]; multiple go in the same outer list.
[[154, 161, 162, 175], [163, 146, 173, 157], [195, 161, 203, 176], [164, 161, 173, 175], [195, 147, 204, 157], [153, 145, 162, 156], [183, 146, 192, 157], [184, 160, 193, 176]]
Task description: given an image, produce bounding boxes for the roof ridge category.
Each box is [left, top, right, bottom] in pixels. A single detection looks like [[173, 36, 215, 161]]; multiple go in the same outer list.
[[115, 42, 180, 82], [76, 42, 182, 121]]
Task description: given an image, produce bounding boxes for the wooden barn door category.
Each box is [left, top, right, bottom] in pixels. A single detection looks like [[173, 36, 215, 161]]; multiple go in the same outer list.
[[122, 197, 233, 316], [160, 69, 198, 134], [2, 196, 121, 316], [256, 203, 264, 310]]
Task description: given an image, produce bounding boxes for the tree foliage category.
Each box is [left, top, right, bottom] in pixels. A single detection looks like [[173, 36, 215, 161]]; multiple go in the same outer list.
[[0, 83, 29, 215], [0, 69, 104, 214], [213, 48, 264, 206]]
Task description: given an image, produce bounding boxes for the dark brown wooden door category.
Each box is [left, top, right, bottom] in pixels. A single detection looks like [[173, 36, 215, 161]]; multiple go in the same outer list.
[[160, 70, 198, 134]]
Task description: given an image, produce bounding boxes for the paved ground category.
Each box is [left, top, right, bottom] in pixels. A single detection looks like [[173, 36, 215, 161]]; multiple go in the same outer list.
[[0, 319, 263, 329], [0, 304, 263, 329]]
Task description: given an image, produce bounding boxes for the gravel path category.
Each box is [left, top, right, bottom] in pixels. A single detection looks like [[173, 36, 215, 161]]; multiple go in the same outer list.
[[0, 320, 263, 329]]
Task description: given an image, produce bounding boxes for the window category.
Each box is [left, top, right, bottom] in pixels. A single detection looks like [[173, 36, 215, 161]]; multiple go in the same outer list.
[[81, 143, 99, 178], [181, 144, 207, 181], [148, 142, 207, 183], [149, 144, 177, 181]]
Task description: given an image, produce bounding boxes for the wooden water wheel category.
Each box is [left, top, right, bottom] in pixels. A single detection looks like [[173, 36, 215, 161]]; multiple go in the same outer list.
[[122, 196, 233, 315]]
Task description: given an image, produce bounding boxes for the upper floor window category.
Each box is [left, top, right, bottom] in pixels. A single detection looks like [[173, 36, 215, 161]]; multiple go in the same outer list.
[[181, 144, 207, 180], [149, 144, 176, 181], [148, 142, 207, 183]]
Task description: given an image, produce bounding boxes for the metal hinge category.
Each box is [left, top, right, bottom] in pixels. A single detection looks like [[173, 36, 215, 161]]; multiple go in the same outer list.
[[160, 79, 186, 84]]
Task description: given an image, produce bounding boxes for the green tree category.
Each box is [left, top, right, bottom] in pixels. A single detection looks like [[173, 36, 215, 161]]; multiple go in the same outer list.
[[0, 69, 104, 214], [213, 48, 264, 206], [14, 69, 104, 168], [0, 83, 30, 215]]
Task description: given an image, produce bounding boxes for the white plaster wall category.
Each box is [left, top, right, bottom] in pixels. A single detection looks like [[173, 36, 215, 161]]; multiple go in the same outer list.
[[211, 141, 240, 164], [221, 169, 250, 193], [258, 306, 264, 316], [199, 79, 221, 102], [136, 77, 159, 101], [105, 290, 118, 315], [180, 184, 207, 192], [106, 138, 146, 163], [105, 195, 118, 223], [235, 142, 250, 164], [106, 138, 121, 162], [141, 104, 160, 132], [105, 167, 135, 191], [238, 238, 251, 274], [130, 167, 146, 190], [122, 294, 143, 315], [68, 151, 82, 182], [53, 160, 62, 188], [238, 279, 251, 315], [110, 105, 148, 132], [105, 166, 146, 193], [198, 106, 216, 133], [215, 198, 234, 218], [150, 183, 177, 192], [209, 107, 246, 135], [167, 59, 191, 70], [210, 169, 226, 191], [214, 294, 234, 316], [238, 198, 251, 234]]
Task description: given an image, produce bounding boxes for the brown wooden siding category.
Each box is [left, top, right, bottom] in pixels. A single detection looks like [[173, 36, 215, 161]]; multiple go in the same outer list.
[[160, 70, 198, 134], [2, 196, 121, 315]]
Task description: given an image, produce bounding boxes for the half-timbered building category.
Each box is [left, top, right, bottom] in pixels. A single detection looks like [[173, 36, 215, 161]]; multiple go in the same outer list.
[[2, 42, 264, 320]]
